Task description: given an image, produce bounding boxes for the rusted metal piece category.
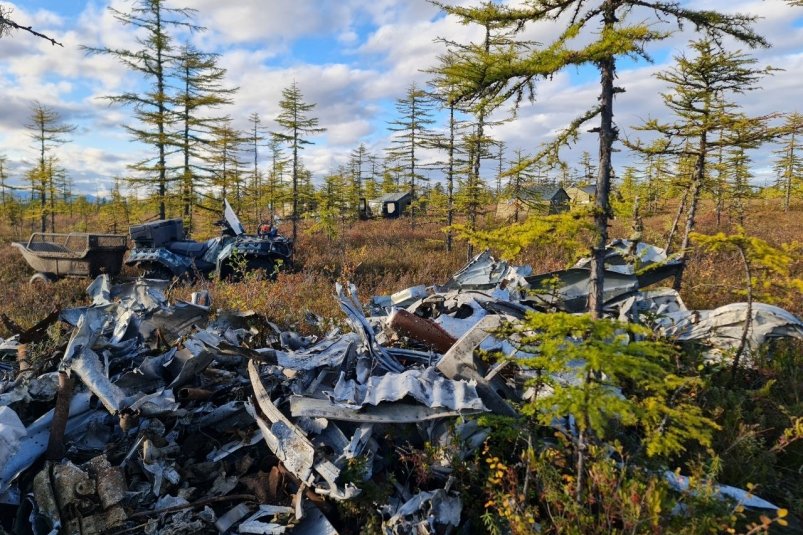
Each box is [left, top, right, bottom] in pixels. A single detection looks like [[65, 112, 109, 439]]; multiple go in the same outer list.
[[388, 308, 457, 353], [19, 308, 61, 343], [16, 343, 30, 374], [1, 308, 60, 345], [177, 387, 214, 401], [46, 371, 74, 460]]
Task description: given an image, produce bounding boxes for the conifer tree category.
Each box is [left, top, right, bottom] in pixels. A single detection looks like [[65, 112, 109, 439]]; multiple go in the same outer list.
[[773, 112, 803, 212], [208, 120, 245, 208], [274, 82, 326, 243], [434, 0, 767, 318], [726, 142, 754, 226], [0, 156, 10, 224], [84, 0, 201, 220], [246, 112, 267, 224], [387, 83, 437, 229], [313, 169, 351, 241], [25, 102, 75, 232], [349, 143, 370, 217], [173, 44, 236, 225], [494, 140, 506, 197], [506, 149, 536, 223], [427, 95, 466, 251], [266, 134, 288, 220], [577, 150, 596, 185], [628, 39, 773, 290]]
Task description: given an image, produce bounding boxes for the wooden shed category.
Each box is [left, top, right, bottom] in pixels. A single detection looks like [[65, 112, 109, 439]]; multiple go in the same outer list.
[[366, 191, 413, 219], [565, 184, 596, 206], [496, 185, 570, 220]]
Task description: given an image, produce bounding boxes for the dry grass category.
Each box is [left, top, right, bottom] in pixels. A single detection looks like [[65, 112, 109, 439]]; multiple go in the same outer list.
[[0, 198, 799, 338]]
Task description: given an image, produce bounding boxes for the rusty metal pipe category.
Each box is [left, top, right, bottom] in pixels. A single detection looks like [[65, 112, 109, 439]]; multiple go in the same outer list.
[[177, 387, 214, 401], [388, 309, 457, 353], [46, 371, 74, 460]]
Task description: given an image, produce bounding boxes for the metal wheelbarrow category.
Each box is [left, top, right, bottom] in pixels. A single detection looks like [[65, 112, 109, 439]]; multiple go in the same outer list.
[[12, 232, 128, 284]]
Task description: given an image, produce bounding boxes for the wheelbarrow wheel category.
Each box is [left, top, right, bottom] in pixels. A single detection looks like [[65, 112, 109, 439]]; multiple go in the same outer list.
[[30, 272, 57, 285]]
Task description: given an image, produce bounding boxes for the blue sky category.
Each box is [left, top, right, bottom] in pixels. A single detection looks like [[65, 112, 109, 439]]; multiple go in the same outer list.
[[1, 0, 802, 197]]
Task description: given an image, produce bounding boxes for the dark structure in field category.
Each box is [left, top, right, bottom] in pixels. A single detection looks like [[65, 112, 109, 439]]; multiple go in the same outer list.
[[565, 184, 597, 206], [364, 191, 413, 219], [496, 185, 570, 220]]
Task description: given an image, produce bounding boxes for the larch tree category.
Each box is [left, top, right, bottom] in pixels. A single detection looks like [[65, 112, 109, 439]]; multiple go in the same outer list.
[[274, 82, 326, 243], [84, 0, 201, 220], [434, 0, 767, 319], [773, 112, 803, 212], [578, 151, 596, 185], [25, 102, 75, 232], [173, 44, 236, 227], [495, 140, 506, 197], [0, 156, 9, 220], [507, 148, 538, 222], [266, 134, 288, 220], [349, 143, 370, 217], [364, 153, 381, 201], [246, 112, 267, 225], [628, 38, 774, 291], [432, 12, 518, 254], [208, 120, 245, 208], [426, 93, 466, 251], [386, 83, 437, 229]]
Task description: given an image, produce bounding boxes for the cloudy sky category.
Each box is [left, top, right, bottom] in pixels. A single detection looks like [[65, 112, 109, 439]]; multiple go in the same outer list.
[[1, 0, 801, 197]]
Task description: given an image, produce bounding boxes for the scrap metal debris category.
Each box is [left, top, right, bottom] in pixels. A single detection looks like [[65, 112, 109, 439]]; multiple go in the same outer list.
[[1, 241, 798, 533]]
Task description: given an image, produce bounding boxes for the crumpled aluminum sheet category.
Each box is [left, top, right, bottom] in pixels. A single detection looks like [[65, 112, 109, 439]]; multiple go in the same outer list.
[[664, 471, 778, 510], [526, 268, 639, 313], [331, 367, 486, 412], [446, 250, 510, 290], [384, 488, 462, 532], [277, 333, 359, 371], [617, 288, 688, 323], [0, 392, 94, 497], [659, 302, 803, 351], [336, 282, 402, 373], [0, 406, 26, 470]]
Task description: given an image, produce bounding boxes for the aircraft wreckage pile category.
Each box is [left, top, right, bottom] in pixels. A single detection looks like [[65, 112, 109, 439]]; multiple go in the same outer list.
[[1, 240, 801, 534]]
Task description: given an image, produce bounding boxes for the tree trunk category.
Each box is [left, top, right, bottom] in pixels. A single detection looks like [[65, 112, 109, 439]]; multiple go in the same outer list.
[[183, 63, 192, 223], [784, 130, 794, 212], [673, 133, 707, 292], [731, 246, 752, 383], [156, 7, 166, 221], [588, 3, 617, 319], [410, 97, 417, 230], [715, 141, 724, 226], [666, 186, 688, 253], [292, 124, 299, 244], [40, 132, 47, 233], [446, 103, 455, 253]]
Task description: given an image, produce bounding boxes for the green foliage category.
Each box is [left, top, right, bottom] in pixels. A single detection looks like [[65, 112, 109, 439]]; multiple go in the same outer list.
[[451, 209, 593, 260], [83, 0, 202, 220], [274, 81, 326, 241], [502, 312, 718, 458], [691, 229, 803, 302]]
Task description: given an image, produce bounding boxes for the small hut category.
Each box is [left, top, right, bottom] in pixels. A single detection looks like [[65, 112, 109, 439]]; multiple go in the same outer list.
[[565, 184, 596, 206], [496, 185, 570, 220], [367, 192, 413, 219]]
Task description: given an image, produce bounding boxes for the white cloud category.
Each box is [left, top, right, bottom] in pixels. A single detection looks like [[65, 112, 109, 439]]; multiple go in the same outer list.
[[0, 0, 801, 195]]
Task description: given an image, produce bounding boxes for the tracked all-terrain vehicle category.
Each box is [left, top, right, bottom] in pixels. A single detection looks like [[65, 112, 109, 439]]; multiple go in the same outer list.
[[125, 200, 293, 280]]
